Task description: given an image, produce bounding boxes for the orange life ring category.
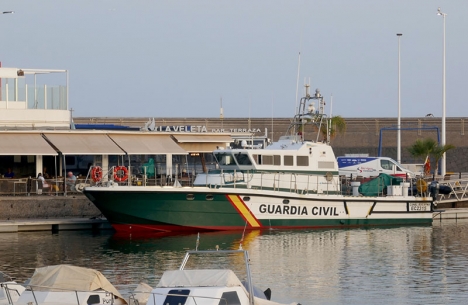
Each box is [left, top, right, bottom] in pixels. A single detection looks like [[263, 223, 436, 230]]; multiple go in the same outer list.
[[91, 166, 103, 182], [113, 166, 128, 182]]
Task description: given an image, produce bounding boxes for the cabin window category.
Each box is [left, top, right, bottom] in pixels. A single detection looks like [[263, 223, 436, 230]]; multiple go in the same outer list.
[[235, 153, 252, 165], [186, 194, 195, 201], [206, 194, 214, 201], [214, 152, 237, 166], [252, 154, 261, 165], [262, 155, 281, 165], [297, 156, 309, 166], [283, 199, 290, 204], [243, 196, 250, 202], [163, 289, 190, 305], [284, 156, 294, 166], [218, 291, 241, 305], [263, 155, 273, 165], [274, 155, 281, 165]]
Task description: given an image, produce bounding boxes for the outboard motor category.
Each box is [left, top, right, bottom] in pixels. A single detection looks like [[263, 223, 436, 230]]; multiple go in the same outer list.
[[429, 181, 439, 200]]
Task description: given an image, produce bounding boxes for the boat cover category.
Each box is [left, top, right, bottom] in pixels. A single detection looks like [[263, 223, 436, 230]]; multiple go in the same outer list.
[[157, 269, 243, 288], [358, 173, 403, 196], [157, 269, 298, 305], [28, 265, 125, 301]]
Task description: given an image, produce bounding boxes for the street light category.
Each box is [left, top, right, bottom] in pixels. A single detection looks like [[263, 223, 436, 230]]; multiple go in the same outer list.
[[2, 11, 14, 14], [397, 33, 402, 164], [437, 7, 446, 177]]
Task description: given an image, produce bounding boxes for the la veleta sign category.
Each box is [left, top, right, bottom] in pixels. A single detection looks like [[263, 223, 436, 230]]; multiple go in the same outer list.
[[143, 119, 261, 133]]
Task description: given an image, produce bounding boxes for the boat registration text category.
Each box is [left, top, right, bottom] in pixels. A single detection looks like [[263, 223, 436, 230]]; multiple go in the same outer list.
[[409, 202, 431, 211]]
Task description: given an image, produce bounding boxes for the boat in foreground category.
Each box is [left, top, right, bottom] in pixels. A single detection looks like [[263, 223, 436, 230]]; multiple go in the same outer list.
[[83, 86, 434, 233], [16, 265, 127, 305], [130, 249, 300, 305], [0, 271, 25, 305]]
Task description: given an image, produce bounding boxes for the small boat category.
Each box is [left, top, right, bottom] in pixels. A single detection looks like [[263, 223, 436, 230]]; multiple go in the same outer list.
[[83, 85, 434, 233], [16, 265, 127, 305], [130, 249, 300, 305], [0, 271, 25, 305]]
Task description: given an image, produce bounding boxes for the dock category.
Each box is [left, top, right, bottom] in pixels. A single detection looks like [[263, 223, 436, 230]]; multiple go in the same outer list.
[[0, 217, 112, 233]]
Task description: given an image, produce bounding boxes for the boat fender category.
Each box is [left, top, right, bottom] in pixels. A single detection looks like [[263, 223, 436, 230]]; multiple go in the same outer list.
[[113, 166, 129, 182], [75, 183, 89, 192], [91, 166, 103, 182]]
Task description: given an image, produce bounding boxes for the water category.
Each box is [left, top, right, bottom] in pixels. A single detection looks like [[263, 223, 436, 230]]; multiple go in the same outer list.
[[1, 220, 468, 305]]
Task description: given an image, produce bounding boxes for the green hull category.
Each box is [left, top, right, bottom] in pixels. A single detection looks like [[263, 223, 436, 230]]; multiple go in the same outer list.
[[83, 188, 433, 233]]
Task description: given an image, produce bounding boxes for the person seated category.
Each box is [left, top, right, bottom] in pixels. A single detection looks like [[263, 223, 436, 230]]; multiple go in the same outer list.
[[4, 168, 14, 178], [66, 171, 77, 192]]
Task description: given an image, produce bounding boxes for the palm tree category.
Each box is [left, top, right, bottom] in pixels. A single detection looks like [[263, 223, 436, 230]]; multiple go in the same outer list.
[[407, 138, 437, 160], [408, 138, 455, 176], [316, 115, 346, 143], [431, 144, 455, 176]]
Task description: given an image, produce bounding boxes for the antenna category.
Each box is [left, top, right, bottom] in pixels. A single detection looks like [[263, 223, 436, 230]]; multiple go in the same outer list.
[[219, 97, 224, 119], [271, 94, 274, 143], [294, 51, 301, 114], [328, 94, 333, 145]]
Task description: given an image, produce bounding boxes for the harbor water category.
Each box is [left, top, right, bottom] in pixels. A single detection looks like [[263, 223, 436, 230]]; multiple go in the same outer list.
[[1, 220, 468, 305]]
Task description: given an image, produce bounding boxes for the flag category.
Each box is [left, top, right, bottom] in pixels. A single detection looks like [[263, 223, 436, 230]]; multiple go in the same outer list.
[[424, 155, 431, 176]]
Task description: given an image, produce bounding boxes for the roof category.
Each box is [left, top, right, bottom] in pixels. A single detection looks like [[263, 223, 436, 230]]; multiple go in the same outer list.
[[0, 133, 57, 155], [109, 134, 187, 155], [43, 133, 125, 155]]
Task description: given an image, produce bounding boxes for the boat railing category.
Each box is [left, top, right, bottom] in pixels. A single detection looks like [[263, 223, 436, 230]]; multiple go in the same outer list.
[[129, 290, 232, 305], [1, 282, 23, 304], [20, 284, 121, 305]]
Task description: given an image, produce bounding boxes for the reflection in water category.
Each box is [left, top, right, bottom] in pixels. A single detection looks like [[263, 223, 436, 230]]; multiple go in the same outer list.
[[1, 221, 468, 304]]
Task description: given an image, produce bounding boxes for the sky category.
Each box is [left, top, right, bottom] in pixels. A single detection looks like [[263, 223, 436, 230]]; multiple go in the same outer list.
[[1, 1, 467, 119]]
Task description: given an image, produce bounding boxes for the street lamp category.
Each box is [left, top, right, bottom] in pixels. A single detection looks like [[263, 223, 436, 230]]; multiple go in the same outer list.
[[397, 33, 402, 164], [437, 7, 446, 177], [2, 11, 14, 14]]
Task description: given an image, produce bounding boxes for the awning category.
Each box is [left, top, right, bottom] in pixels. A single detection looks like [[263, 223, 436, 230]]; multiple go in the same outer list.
[[0, 133, 57, 155], [173, 134, 232, 153], [43, 133, 125, 155], [108, 134, 187, 155]]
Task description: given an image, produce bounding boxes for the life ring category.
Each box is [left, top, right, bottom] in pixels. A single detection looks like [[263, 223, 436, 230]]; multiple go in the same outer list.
[[91, 166, 103, 182], [113, 166, 128, 182], [416, 179, 427, 194]]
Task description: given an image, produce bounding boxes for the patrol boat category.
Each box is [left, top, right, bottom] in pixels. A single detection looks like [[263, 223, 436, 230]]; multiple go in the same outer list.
[[83, 86, 434, 233]]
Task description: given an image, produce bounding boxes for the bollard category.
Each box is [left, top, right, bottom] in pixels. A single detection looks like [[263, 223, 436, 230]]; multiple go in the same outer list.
[[351, 181, 360, 197]]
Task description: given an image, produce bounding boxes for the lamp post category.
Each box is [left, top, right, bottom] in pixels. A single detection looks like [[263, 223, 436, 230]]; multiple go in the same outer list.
[[437, 7, 446, 177], [397, 33, 402, 164]]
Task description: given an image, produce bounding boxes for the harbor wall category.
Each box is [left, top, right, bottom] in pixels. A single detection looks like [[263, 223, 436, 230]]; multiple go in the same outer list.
[[75, 116, 468, 172], [0, 195, 100, 220]]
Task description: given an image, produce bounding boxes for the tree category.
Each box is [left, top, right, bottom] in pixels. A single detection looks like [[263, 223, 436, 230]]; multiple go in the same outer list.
[[316, 115, 346, 143], [407, 138, 437, 160], [408, 138, 455, 176], [431, 144, 455, 176]]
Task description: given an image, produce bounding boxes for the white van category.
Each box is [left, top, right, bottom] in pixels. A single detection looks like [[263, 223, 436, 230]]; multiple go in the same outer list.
[[337, 156, 415, 178]]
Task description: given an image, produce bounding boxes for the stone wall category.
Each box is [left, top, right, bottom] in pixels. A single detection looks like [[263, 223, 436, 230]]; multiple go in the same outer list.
[[0, 195, 100, 220]]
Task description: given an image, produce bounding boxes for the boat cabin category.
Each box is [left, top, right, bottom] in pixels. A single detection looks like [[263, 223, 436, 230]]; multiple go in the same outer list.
[[213, 136, 338, 174]]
